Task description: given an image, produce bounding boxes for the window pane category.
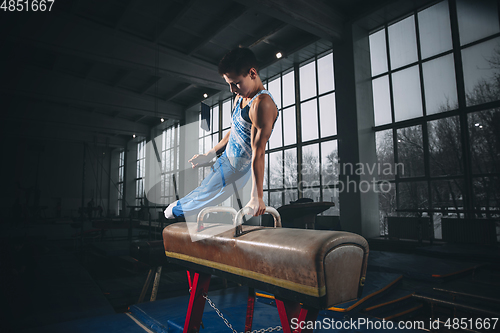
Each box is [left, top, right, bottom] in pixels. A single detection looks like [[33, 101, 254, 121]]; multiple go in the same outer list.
[[284, 190, 298, 205], [139, 179, 144, 198], [322, 187, 340, 216], [321, 140, 338, 186], [300, 61, 317, 101], [302, 144, 320, 184], [269, 191, 283, 208], [372, 75, 392, 126], [269, 111, 282, 149], [472, 176, 500, 209], [264, 153, 268, 190], [165, 151, 171, 172], [301, 99, 319, 142], [457, 0, 500, 46], [378, 183, 396, 235], [212, 134, 218, 150], [198, 138, 203, 154], [212, 105, 219, 133], [370, 29, 388, 76], [462, 37, 500, 106], [428, 116, 463, 176], [423, 54, 458, 115], [318, 53, 335, 94], [375, 129, 394, 180], [283, 70, 295, 107], [468, 109, 500, 174], [284, 148, 297, 188], [397, 125, 424, 178], [168, 129, 173, 147], [303, 187, 321, 202], [418, 0, 452, 59], [283, 106, 296, 145], [268, 77, 281, 110], [204, 136, 211, 154], [222, 99, 232, 129], [398, 181, 428, 209], [269, 151, 283, 189], [393, 65, 423, 122], [431, 179, 464, 214], [319, 93, 336, 137], [198, 112, 204, 137], [263, 190, 269, 206], [388, 15, 418, 69]]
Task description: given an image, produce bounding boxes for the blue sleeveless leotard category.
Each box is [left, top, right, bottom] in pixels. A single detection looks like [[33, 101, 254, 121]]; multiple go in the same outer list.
[[170, 90, 277, 219]]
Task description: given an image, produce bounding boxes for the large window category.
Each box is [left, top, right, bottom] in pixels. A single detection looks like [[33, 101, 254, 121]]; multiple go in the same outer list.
[[198, 100, 234, 207], [136, 139, 146, 206], [264, 51, 339, 215], [161, 123, 180, 205], [264, 68, 297, 208], [370, 0, 500, 236], [198, 102, 223, 184], [117, 149, 124, 215]]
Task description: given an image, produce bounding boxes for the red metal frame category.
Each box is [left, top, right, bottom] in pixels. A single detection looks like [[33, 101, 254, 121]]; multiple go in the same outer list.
[[275, 297, 319, 333], [183, 271, 319, 333], [183, 271, 211, 333], [245, 287, 256, 332]]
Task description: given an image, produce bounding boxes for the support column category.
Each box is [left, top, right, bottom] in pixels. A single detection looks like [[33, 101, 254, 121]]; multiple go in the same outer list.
[[334, 23, 380, 238]]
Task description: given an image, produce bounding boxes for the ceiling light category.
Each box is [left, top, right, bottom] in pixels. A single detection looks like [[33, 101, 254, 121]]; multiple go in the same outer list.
[[133, 134, 136, 138], [203, 93, 208, 98], [276, 52, 283, 59], [161, 118, 165, 122]]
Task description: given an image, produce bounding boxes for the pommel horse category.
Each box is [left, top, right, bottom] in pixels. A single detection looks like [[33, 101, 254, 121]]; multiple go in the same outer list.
[[162, 206, 369, 333]]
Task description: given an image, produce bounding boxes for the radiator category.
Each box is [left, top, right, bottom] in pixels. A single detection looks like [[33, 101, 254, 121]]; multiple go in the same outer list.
[[441, 217, 497, 244], [388, 216, 432, 240]]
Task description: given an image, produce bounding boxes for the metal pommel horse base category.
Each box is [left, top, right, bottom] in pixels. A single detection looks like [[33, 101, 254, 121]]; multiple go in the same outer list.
[[162, 206, 369, 333]]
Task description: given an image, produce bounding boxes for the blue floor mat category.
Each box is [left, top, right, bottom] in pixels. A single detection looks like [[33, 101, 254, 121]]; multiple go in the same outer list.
[[130, 286, 282, 333], [131, 285, 423, 333]]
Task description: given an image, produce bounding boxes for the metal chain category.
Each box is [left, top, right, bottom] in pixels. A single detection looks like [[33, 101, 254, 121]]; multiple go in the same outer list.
[[203, 293, 282, 333]]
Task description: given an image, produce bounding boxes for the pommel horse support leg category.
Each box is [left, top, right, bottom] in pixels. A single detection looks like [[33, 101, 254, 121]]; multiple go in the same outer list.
[[163, 206, 369, 333]]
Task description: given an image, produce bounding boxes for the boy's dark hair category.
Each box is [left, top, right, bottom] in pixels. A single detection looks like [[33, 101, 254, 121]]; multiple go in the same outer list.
[[218, 47, 259, 77]]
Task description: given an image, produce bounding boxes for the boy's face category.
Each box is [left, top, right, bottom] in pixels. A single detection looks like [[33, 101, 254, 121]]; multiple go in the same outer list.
[[222, 69, 257, 98]]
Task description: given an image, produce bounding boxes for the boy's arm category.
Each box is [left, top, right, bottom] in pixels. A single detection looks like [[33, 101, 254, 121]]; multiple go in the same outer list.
[[189, 130, 230, 168], [246, 95, 278, 216]]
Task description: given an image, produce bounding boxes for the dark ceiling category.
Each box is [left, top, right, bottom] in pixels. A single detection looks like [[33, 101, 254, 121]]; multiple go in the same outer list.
[[0, 0, 387, 148]]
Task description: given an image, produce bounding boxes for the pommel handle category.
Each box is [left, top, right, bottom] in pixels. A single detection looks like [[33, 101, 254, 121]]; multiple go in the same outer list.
[[234, 206, 282, 236], [197, 206, 238, 231]]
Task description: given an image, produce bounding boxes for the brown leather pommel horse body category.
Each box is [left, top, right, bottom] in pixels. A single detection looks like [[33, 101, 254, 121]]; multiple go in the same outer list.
[[163, 206, 369, 333]]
